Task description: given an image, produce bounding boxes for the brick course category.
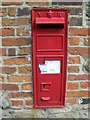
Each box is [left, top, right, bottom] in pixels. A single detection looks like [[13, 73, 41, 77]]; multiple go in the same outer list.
[[18, 47, 31, 55], [67, 91, 89, 97], [69, 47, 88, 55], [2, 18, 30, 26], [8, 48, 16, 56], [8, 7, 16, 16], [22, 84, 32, 90], [10, 100, 23, 106], [2, 84, 19, 91], [2, 28, 15, 36], [18, 66, 32, 74], [25, 0, 51, 6], [68, 66, 79, 73], [2, 67, 16, 74], [66, 98, 77, 104], [1, 48, 6, 56], [8, 75, 32, 82], [2, 0, 23, 5], [80, 82, 89, 89], [70, 28, 90, 36], [84, 38, 90, 46], [68, 74, 89, 80], [69, 38, 80, 46], [0, 8, 7, 17], [67, 82, 79, 90], [4, 57, 30, 65], [7, 92, 32, 98], [2, 38, 31, 46], [25, 100, 33, 106], [69, 56, 80, 64]]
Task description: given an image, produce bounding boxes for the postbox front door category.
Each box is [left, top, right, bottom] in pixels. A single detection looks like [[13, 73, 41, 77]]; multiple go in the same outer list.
[[32, 8, 68, 108]]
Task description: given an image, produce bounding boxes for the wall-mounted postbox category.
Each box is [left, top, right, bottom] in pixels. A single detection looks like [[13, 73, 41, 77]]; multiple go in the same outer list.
[[32, 8, 68, 108]]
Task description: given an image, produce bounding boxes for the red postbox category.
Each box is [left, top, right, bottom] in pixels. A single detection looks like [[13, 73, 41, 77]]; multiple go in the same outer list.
[[32, 8, 68, 108]]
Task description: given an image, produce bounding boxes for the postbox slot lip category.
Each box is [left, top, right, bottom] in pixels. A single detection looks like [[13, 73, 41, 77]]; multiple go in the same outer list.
[[35, 17, 65, 24]]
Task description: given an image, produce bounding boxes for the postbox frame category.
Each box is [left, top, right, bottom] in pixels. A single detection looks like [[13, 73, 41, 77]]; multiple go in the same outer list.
[[32, 8, 68, 108]]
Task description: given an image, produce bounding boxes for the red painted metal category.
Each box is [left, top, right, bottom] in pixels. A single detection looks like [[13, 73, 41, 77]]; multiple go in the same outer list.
[[32, 8, 68, 108], [35, 17, 65, 24]]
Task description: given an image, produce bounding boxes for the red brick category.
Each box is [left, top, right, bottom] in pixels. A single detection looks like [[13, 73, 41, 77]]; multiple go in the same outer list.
[[68, 74, 89, 80], [84, 38, 90, 46], [68, 66, 79, 73], [11, 100, 23, 106], [25, 0, 51, 6], [67, 91, 89, 97], [2, 84, 19, 91], [8, 75, 32, 82], [68, 7, 82, 15], [16, 27, 30, 36], [69, 17, 82, 26], [0, 8, 7, 17], [0, 59, 1, 63], [2, 38, 30, 46], [4, 57, 30, 65], [2, 18, 30, 26], [8, 8, 16, 16], [69, 37, 80, 45], [25, 100, 32, 106], [18, 47, 31, 55], [69, 47, 88, 55], [16, 18, 30, 26], [70, 28, 90, 36], [22, 84, 32, 90], [8, 92, 32, 98], [0, 82, 2, 91], [8, 48, 15, 56], [0, 29, 1, 36], [69, 56, 80, 64], [2, 18, 13, 26], [2, 0, 23, 5], [0, 67, 1, 74], [0, 75, 3, 82], [2, 48, 6, 56], [53, 1, 83, 5], [0, 48, 6, 56], [2, 67, 16, 74], [66, 98, 77, 104], [18, 66, 32, 74], [2, 28, 14, 36], [67, 82, 78, 90], [80, 82, 89, 89], [17, 7, 30, 16]]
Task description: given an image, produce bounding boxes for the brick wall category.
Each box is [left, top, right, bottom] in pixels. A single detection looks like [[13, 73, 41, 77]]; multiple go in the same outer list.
[[0, 0, 89, 118]]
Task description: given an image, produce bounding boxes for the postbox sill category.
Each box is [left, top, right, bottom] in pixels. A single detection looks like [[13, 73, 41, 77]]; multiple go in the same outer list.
[[34, 105, 65, 108], [35, 18, 65, 24]]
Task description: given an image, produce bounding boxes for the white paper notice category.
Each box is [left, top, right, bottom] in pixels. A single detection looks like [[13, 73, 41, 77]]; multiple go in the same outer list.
[[38, 60, 60, 74]]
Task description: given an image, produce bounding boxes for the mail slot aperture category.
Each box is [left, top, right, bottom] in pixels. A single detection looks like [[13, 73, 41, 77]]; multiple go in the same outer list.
[[32, 8, 68, 108]]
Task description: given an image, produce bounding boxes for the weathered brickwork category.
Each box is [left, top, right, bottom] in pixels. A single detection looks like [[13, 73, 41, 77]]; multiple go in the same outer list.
[[0, 0, 89, 119]]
